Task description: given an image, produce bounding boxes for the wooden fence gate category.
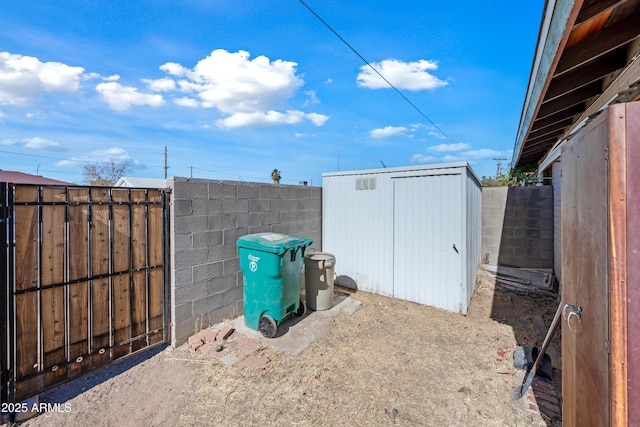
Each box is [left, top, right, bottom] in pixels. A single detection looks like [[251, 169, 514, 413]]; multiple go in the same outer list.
[[1, 183, 170, 403]]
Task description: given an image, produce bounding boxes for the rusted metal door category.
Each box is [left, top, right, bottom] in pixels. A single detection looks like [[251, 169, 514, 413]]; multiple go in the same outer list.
[[2, 184, 169, 403], [561, 113, 610, 426]]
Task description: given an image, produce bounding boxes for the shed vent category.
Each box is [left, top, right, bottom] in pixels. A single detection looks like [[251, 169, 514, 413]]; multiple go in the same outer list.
[[355, 177, 377, 190]]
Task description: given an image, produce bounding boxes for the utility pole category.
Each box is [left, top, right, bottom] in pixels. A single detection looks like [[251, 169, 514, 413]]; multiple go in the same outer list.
[[189, 166, 193, 178], [493, 158, 507, 180], [164, 146, 168, 179]]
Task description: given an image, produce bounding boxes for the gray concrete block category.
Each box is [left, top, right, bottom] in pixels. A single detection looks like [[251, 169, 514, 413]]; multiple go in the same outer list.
[[173, 267, 193, 287], [223, 199, 248, 213], [281, 186, 306, 199], [193, 230, 223, 248], [175, 281, 209, 305], [261, 211, 279, 225], [527, 219, 553, 230], [249, 225, 270, 234], [248, 199, 271, 212], [174, 233, 193, 251], [540, 249, 554, 261], [223, 257, 240, 275], [208, 213, 238, 231], [173, 181, 209, 200], [209, 274, 237, 294], [223, 227, 249, 245], [175, 247, 208, 269], [174, 302, 193, 324], [527, 209, 540, 218], [208, 182, 238, 199], [270, 223, 290, 235], [289, 221, 307, 234], [193, 261, 223, 282], [192, 199, 222, 215], [172, 199, 193, 216], [311, 188, 322, 200], [204, 303, 240, 325], [271, 199, 291, 212], [193, 292, 225, 316], [238, 184, 260, 199], [260, 185, 280, 199], [208, 244, 238, 262], [174, 215, 208, 234], [174, 318, 198, 346], [225, 285, 244, 305], [237, 212, 260, 228]]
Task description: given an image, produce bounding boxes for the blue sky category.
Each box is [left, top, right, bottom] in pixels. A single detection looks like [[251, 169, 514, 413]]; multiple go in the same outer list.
[[0, 1, 544, 185]]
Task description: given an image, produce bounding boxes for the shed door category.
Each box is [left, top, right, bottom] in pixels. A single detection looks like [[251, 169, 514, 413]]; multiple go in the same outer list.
[[392, 174, 462, 311], [561, 115, 609, 426]]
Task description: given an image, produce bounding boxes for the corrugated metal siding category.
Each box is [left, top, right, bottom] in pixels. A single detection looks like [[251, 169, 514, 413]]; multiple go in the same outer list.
[[552, 160, 562, 284], [322, 172, 394, 295], [323, 163, 481, 314], [463, 169, 482, 314], [392, 174, 462, 311]]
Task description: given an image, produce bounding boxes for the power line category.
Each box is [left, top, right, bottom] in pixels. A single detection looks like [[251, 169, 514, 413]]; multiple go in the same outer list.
[[298, 0, 496, 177], [298, 0, 455, 145]]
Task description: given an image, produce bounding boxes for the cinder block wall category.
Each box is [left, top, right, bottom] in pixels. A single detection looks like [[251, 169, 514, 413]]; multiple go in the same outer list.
[[481, 186, 553, 269], [168, 177, 322, 346]]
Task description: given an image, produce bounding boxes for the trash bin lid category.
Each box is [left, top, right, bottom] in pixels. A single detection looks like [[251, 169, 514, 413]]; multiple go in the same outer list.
[[236, 232, 312, 255]]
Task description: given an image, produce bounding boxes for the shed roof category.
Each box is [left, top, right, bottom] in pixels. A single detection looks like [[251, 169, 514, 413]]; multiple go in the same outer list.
[[0, 170, 75, 185], [114, 177, 167, 188], [514, 0, 640, 168]]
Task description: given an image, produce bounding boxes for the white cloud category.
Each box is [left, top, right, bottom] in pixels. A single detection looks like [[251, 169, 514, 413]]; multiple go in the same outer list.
[[428, 142, 471, 153], [464, 148, 512, 159], [142, 77, 176, 92], [174, 96, 199, 108], [0, 111, 5, 121], [411, 154, 437, 163], [369, 126, 407, 139], [216, 110, 326, 129], [0, 52, 84, 106], [303, 90, 320, 106], [1, 138, 16, 145], [428, 131, 446, 139], [161, 49, 303, 115], [357, 59, 447, 91], [306, 112, 329, 126], [96, 81, 165, 111], [55, 146, 134, 167], [22, 137, 60, 150]]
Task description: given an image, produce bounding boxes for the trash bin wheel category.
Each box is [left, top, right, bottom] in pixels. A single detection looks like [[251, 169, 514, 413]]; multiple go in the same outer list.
[[294, 300, 306, 317], [259, 315, 277, 338]]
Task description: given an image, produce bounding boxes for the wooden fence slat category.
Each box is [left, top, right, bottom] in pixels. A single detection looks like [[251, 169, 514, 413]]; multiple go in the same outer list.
[[68, 282, 90, 377], [14, 205, 38, 291], [112, 273, 131, 359], [14, 293, 38, 400], [41, 204, 64, 287], [41, 287, 66, 387], [148, 267, 164, 345], [68, 189, 89, 281], [131, 270, 147, 351], [91, 278, 111, 368]]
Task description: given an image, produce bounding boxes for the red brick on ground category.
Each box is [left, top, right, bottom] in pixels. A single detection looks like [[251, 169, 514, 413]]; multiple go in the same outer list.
[[188, 335, 204, 351], [216, 326, 235, 342], [235, 355, 270, 370], [198, 329, 218, 343], [200, 344, 226, 359], [236, 337, 261, 357]]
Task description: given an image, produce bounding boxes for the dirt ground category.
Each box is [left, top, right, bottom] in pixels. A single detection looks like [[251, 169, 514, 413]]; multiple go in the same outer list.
[[15, 271, 561, 427]]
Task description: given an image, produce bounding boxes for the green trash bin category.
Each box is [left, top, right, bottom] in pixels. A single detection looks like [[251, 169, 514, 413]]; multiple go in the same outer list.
[[236, 232, 312, 338]]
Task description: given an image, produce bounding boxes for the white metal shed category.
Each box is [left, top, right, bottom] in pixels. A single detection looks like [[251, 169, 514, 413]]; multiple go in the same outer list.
[[322, 162, 482, 314]]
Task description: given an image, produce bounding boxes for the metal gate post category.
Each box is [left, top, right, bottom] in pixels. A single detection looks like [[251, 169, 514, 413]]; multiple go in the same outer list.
[[1, 183, 13, 403]]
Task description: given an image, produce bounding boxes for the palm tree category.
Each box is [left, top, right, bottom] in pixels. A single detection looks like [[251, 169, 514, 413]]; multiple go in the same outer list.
[[271, 168, 281, 184]]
